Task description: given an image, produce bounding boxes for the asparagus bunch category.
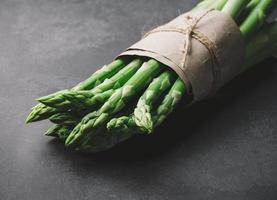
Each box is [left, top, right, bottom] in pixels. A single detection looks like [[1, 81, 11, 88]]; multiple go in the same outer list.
[[27, 0, 277, 153]]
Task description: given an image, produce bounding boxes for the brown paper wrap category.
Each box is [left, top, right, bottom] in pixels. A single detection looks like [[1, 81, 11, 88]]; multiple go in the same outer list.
[[117, 9, 245, 101]]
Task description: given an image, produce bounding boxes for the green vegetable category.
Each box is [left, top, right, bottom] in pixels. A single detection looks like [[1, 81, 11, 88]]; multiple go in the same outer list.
[[26, 104, 58, 123], [45, 124, 61, 137], [152, 78, 187, 128]]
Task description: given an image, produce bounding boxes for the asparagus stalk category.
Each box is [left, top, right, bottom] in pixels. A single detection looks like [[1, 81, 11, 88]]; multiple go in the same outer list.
[[26, 104, 58, 123], [26, 59, 126, 123], [72, 59, 126, 90], [133, 70, 177, 133], [65, 59, 162, 147], [45, 124, 62, 137], [152, 78, 186, 127]]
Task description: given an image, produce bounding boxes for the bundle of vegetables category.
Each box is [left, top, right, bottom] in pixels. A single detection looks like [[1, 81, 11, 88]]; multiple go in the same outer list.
[[27, 0, 277, 153]]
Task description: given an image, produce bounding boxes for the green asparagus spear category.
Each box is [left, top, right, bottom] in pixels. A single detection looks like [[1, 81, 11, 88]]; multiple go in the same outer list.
[[65, 59, 162, 147], [45, 124, 61, 137], [73, 59, 126, 90], [133, 70, 177, 133], [26, 104, 58, 123], [152, 78, 186, 127]]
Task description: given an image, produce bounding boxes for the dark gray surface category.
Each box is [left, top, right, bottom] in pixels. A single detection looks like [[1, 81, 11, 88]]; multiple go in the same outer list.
[[0, 0, 277, 199]]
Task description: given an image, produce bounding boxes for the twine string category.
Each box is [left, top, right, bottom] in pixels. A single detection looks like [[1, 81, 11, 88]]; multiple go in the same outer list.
[[143, 9, 219, 89]]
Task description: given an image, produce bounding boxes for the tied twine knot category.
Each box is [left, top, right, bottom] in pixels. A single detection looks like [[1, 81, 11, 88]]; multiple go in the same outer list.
[[143, 9, 219, 91]]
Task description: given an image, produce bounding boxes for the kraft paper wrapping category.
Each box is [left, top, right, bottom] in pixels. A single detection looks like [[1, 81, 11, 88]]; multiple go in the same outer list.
[[117, 9, 245, 101]]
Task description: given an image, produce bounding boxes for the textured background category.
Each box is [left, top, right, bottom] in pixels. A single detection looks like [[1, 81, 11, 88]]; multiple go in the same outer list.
[[0, 0, 277, 199]]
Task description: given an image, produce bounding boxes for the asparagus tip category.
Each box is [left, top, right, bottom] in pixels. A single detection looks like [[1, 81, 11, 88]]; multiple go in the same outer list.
[[45, 131, 55, 137], [65, 134, 76, 147], [134, 108, 154, 134], [26, 111, 38, 123], [36, 96, 47, 103], [65, 125, 83, 147]]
